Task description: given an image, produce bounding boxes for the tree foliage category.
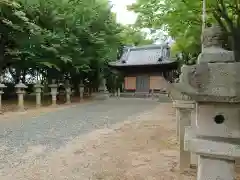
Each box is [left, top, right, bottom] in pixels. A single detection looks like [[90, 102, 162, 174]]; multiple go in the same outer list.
[[211, 0, 240, 60], [0, 0, 152, 90], [119, 26, 153, 46], [129, 0, 240, 63]]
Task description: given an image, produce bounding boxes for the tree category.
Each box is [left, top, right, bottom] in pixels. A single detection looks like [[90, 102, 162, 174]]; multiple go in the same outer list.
[[211, 0, 240, 60], [119, 25, 153, 46], [0, 0, 42, 72], [129, 0, 240, 63], [128, 0, 202, 64], [0, 0, 152, 92]]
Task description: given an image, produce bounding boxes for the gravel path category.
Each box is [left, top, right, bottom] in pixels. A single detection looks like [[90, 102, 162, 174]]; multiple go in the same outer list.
[[0, 98, 160, 175]]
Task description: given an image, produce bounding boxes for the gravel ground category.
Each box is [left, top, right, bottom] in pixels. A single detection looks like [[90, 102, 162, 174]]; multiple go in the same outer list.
[[0, 98, 239, 180], [0, 98, 161, 176], [0, 102, 194, 180]]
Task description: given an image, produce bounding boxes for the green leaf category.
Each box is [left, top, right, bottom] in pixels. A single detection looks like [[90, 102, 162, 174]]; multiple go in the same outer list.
[[38, 62, 60, 71]]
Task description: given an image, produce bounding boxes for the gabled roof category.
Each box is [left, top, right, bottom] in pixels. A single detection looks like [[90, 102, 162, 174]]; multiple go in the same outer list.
[[109, 44, 176, 67]]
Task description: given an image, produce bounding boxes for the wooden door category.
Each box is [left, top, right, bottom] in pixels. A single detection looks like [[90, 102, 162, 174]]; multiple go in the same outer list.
[[136, 75, 149, 92]]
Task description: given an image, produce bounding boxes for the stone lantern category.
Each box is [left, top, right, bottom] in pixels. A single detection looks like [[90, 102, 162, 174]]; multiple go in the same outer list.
[[172, 25, 240, 180], [114, 90, 117, 97], [79, 81, 84, 101], [48, 79, 58, 106], [95, 77, 109, 100], [117, 87, 121, 98], [15, 80, 27, 111], [65, 80, 72, 104], [34, 81, 43, 108], [0, 81, 6, 113]]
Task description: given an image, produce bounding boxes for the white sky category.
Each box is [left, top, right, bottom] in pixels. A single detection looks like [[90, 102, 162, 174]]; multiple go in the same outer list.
[[110, 0, 137, 25], [110, 0, 173, 45]]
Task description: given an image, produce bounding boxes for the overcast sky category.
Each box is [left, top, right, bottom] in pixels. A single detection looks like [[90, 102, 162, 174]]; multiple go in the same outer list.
[[110, 0, 174, 45], [110, 0, 137, 25]]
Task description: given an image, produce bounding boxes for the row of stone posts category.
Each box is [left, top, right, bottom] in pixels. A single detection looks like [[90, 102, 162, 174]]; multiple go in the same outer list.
[[0, 80, 85, 113]]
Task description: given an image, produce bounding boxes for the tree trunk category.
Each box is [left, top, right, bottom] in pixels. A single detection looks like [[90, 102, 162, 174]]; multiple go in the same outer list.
[[22, 69, 27, 83], [232, 32, 240, 61]]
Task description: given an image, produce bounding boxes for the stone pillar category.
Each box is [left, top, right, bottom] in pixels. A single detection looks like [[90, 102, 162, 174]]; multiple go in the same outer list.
[[86, 87, 90, 96], [65, 80, 71, 104], [79, 82, 84, 101], [173, 100, 195, 173], [150, 89, 154, 99], [175, 104, 180, 139], [117, 88, 121, 98], [34, 82, 43, 108], [172, 25, 240, 180], [114, 89, 117, 97], [102, 78, 109, 98], [95, 77, 109, 100], [48, 80, 58, 107], [65, 88, 71, 104], [198, 156, 235, 180], [190, 108, 198, 169], [15, 81, 27, 111], [0, 83, 6, 113], [121, 82, 125, 94]]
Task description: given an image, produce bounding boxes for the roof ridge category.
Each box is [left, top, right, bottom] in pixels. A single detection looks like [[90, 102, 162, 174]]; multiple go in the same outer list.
[[129, 44, 169, 51]]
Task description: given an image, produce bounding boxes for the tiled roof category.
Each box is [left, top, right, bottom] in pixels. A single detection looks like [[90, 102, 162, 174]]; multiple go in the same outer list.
[[109, 44, 175, 67]]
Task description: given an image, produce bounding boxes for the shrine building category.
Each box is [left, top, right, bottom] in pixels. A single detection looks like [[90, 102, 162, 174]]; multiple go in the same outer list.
[[108, 44, 179, 94]]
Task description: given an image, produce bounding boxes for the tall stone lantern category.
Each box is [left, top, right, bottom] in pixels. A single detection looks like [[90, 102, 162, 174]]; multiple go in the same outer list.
[[79, 81, 84, 101], [15, 80, 27, 111], [95, 74, 109, 100], [48, 79, 58, 106], [34, 81, 43, 108], [100, 77, 109, 99], [117, 87, 121, 98], [65, 80, 72, 104], [0, 80, 6, 113], [172, 25, 240, 180]]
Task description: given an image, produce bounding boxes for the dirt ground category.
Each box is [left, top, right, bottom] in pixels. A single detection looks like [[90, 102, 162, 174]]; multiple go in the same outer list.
[[1, 103, 240, 180]]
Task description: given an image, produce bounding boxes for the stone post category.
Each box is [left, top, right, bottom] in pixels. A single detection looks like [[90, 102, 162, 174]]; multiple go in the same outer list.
[[86, 87, 90, 96], [0, 83, 6, 113], [121, 82, 124, 89], [172, 25, 240, 180], [102, 78, 109, 98], [65, 88, 71, 104], [114, 89, 117, 97], [95, 77, 109, 100], [173, 100, 195, 173], [150, 89, 154, 99], [117, 88, 121, 98], [48, 79, 58, 107], [79, 81, 84, 101], [175, 104, 180, 139], [65, 80, 71, 104], [114, 78, 117, 97], [34, 82, 43, 108], [15, 81, 27, 111], [171, 91, 189, 139]]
